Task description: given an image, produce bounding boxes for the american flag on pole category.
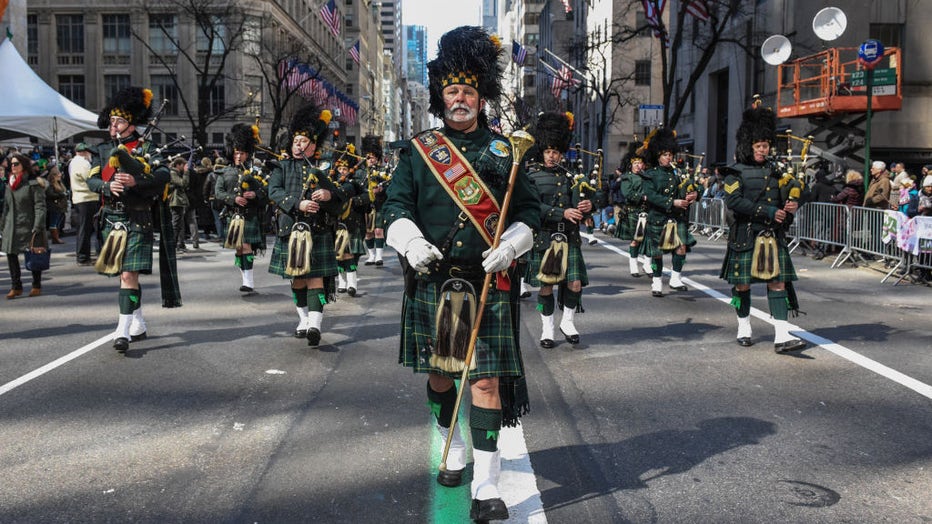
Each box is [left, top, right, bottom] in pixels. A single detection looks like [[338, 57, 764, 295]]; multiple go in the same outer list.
[[320, 0, 341, 37], [685, 0, 710, 21], [348, 40, 360, 65], [511, 40, 527, 66], [561, 0, 572, 14], [551, 65, 579, 98]]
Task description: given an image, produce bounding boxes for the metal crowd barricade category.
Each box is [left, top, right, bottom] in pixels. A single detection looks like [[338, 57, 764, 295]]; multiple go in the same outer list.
[[893, 216, 932, 286], [787, 202, 849, 264], [690, 198, 728, 241], [837, 206, 904, 279]]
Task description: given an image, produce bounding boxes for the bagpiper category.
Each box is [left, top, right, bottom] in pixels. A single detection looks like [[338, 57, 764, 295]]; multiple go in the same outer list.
[[525, 111, 593, 348], [267, 104, 346, 346], [720, 97, 806, 353], [361, 137, 389, 266], [614, 142, 653, 277], [214, 124, 269, 293], [382, 26, 540, 522], [639, 128, 699, 297], [332, 144, 368, 296], [86, 86, 182, 353]]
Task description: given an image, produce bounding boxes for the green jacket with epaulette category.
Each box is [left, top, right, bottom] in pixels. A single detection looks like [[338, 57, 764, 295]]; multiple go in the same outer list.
[[527, 166, 582, 248], [642, 165, 696, 226], [723, 161, 795, 251], [382, 126, 541, 267]]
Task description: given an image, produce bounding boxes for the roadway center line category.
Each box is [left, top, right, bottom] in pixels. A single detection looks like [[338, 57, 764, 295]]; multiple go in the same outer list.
[[588, 234, 932, 400], [0, 334, 112, 397]]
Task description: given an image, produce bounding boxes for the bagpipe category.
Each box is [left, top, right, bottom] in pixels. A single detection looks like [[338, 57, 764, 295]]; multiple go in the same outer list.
[[774, 129, 813, 203]]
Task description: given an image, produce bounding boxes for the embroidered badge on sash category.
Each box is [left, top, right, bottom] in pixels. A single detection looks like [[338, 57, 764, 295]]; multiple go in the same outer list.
[[418, 133, 438, 148], [489, 139, 510, 158], [724, 181, 740, 194], [455, 176, 483, 205], [429, 145, 452, 166], [484, 213, 499, 239]]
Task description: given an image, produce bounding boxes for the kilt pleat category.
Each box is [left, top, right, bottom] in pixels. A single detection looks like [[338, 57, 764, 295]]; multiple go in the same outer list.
[[100, 211, 153, 274], [525, 242, 589, 287], [720, 244, 798, 285], [268, 231, 339, 278]]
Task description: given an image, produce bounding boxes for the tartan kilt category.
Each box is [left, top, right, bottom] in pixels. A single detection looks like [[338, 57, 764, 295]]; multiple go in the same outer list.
[[525, 241, 589, 287], [268, 230, 339, 278], [239, 214, 265, 247], [399, 280, 522, 379], [100, 211, 153, 274], [347, 231, 367, 255], [614, 205, 641, 241], [720, 244, 798, 285], [640, 220, 696, 258]]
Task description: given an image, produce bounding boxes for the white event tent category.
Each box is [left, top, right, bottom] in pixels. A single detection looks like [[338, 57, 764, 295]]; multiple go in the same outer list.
[[0, 37, 99, 146]]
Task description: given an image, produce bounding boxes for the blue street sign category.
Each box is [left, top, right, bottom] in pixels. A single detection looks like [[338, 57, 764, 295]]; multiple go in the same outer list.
[[858, 39, 884, 65]]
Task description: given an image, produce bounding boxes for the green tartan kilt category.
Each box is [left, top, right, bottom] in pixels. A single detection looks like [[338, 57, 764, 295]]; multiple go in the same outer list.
[[346, 229, 367, 255], [100, 211, 153, 274], [233, 213, 265, 247], [614, 206, 641, 241], [268, 230, 339, 278], [399, 280, 522, 380], [640, 220, 696, 258], [720, 244, 798, 285], [525, 241, 589, 287]]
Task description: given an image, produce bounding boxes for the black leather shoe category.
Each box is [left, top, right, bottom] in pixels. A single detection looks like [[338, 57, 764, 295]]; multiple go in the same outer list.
[[436, 468, 464, 487], [375, 259, 384, 266], [130, 331, 147, 342], [774, 338, 806, 353], [364, 260, 375, 266], [294, 329, 307, 339], [737, 337, 753, 347], [540, 338, 555, 349], [519, 291, 532, 298], [337, 287, 347, 294], [239, 285, 254, 293], [306, 328, 321, 347], [347, 287, 357, 297], [470, 498, 509, 521], [670, 284, 688, 291], [560, 328, 579, 344], [113, 337, 129, 352], [651, 290, 663, 297], [631, 272, 641, 278]]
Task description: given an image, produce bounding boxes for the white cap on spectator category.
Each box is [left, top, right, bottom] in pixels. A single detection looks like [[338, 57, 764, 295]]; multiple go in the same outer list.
[[872, 160, 886, 171], [924, 175, 932, 187]]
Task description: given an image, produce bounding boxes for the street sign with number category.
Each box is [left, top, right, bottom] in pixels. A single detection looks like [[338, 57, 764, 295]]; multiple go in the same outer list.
[[639, 104, 664, 127], [851, 68, 896, 87]]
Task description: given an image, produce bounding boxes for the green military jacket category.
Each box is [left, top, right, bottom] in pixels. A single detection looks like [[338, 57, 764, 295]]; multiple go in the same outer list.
[[723, 161, 795, 251], [620, 170, 649, 208], [333, 170, 367, 233], [215, 164, 269, 219], [642, 165, 696, 226], [527, 165, 582, 247], [267, 158, 344, 237], [383, 126, 541, 266], [87, 134, 170, 214]]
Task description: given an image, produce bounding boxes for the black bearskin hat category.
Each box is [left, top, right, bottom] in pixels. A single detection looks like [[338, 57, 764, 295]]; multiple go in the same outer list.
[[619, 141, 644, 172], [361, 135, 383, 161], [97, 87, 153, 129], [289, 103, 332, 149], [638, 127, 678, 166], [427, 26, 505, 123], [225, 123, 259, 157], [735, 97, 777, 164], [533, 112, 574, 155]]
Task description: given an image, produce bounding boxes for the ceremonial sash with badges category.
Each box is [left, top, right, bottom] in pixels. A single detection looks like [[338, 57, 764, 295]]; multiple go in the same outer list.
[[411, 130, 511, 291]]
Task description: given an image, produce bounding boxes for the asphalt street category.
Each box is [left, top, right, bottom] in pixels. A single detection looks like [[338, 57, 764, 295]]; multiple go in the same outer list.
[[0, 230, 929, 523]]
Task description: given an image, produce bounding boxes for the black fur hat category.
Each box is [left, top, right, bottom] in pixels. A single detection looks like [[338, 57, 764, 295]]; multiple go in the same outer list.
[[97, 87, 153, 129], [225, 124, 259, 157], [638, 127, 678, 166], [427, 26, 505, 123], [289, 103, 332, 149], [619, 141, 644, 172], [361, 134, 383, 160], [735, 97, 777, 164], [533, 112, 574, 154]]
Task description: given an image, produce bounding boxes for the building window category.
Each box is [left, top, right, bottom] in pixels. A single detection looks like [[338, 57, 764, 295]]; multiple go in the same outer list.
[[151, 75, 180, 116], [525, 12, 540, 26], [205, 78, 225, 115], [243, 17, 261, 57], [104, 75, 131, 100], [635, 10, 652, 37], [149, 14, 178, 55], [196, 17, 226, 54], [346, 58, 354, 70], [103, 14, 131, 55], [212, 132, 225, 145], [56, 15, 84, 54], [27, 15, 38, 56], [869, 23, 903, 49], [247, 75, 262, 116], [526, 33, 539, 46], [58, 75, 85, 106], [635, 60, 651, 86], [524, 74, 536, 88]]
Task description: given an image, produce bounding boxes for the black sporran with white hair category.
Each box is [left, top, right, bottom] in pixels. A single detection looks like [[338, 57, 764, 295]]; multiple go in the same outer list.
[[432, 278, 478, 373]]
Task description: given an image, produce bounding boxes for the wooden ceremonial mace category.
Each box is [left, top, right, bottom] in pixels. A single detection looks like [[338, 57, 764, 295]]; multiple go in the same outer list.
[[439, 129, 535, 473]]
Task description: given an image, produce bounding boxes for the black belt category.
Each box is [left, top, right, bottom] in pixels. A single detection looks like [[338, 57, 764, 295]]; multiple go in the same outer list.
[[424, 259, 487, 286], [104, 201, 150, 213]]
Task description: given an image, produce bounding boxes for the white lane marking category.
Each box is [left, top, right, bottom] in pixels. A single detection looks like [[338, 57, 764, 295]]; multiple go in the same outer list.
[[0, 334, 112, 397], [586, 233, 932, 400], [500, 425, 548, 523]]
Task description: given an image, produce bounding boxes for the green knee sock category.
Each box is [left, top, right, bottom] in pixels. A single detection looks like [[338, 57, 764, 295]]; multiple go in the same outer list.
[[374, 238, 385, 249], [768, 289, 789, 321], [365, 238, 375, 249], [672, 253, 686, 272], [242, 254, 254, 270], [426, 383, 457, 428], [292, 287, 308, 307], [562, 288, 581, 309], [118, 288, 134, 314], [652, 257, 663, 277], [308, 288, 326, 312], [129, 288, 141, 312], [536, 293, 555, 315], [470, 405, 502, 452], [629, 245, 639, 258], [731, 287, 751, 318]]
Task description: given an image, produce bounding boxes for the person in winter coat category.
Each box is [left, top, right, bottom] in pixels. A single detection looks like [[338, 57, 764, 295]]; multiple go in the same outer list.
[[863, 160, 891, 209], [830, 170, 865, 207], [1, 153, 48, 298]]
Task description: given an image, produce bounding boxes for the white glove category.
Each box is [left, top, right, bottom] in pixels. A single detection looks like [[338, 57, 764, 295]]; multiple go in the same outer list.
[[481, 222, 534, 274], [386, 217, 443, 273]]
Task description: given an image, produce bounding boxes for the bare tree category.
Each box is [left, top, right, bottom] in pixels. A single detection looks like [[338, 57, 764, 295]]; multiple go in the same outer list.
[[132, 0, 255, 147], [582, 29, 639, 154], [245, 15, 326, 152]]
